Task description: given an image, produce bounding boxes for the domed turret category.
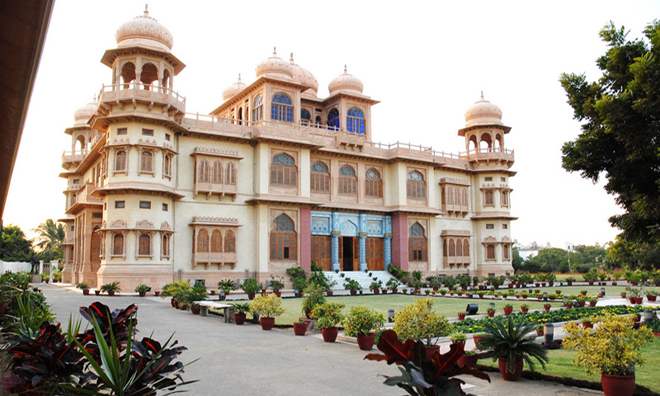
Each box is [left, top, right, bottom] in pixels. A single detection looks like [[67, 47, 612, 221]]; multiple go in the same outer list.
[[289, 53, 319, 98], [328, 65, 364, 95], [464, 92, 503, 128], [115, 5, 173, 53], [222, 74, 247, 101], [73, 102, 97, 126], [255, 48, 293, 81]]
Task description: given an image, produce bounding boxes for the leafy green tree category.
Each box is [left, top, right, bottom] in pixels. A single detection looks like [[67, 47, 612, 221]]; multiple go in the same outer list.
[[560, 21, 660, 247], [525, 248, 568, 273], [570, 244, 608, 270], [0, 225, 33, 262], [607, 235, 660, 270], [512, 247, 524, 271], [32, 219, 65, 261]]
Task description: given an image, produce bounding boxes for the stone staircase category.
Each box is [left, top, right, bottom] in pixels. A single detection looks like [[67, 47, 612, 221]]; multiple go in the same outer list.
[[324, 270, 399, 292]]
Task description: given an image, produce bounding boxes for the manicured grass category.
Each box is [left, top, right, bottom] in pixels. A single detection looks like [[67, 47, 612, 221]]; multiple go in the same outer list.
[[479, 337, 660, 393], [272, 294, 563, 325]]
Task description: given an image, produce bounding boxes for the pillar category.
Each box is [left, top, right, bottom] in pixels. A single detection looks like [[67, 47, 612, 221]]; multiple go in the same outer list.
[[331, 212, 340, 271], [384, 234, 392, 268], [391, 213, 409, 270], [358, 214, 367, 271], [300, 208, 311, 271]]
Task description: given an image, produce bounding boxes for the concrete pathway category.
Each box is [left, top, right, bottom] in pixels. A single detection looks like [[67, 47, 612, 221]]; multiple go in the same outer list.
[[38, 284, 610, 396]]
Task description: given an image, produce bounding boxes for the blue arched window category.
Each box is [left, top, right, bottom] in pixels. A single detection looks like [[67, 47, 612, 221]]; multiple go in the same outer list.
[[311, 162, 329, 193], [327, 108, 340, 130], [347, 108, 365, 134], [271, 153, 296, 186], [301, 109, 311, 126], [271, 93, 293, 122], [253, 95, 263, 122], [338, 165, 357, 195]]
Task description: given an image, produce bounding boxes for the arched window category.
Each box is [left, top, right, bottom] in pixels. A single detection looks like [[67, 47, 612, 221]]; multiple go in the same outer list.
[[443, 240, 448, 257], [407, 171, 426, 199], [211, 230, 222, 252], [448, 239, 455, 256], [138, 234, 151, 256], [197, 229, 209, 253], [226, 163, 236, 185], [212, 161, 223, 184], [121, 62, 136, 88], [501, 191, 509, 206], [140, 63, 158, 88], [225, 230, 236, 253], [271, 153, 297, 187], [115, 151, 126, 172], [347, 108, 365, 134], [113, 234, 124, 256], [140, 151, 153, 173], [503, 245, 510, 260], [464, 240, 469, 257], [485, 191, 494, 205], [408, 223, 427, 261], [301, 109, 311, 125], [365, 168, 382, 198], [162, 234, 170, 258], [271, 93, 293, 122], [198, 159, 210, 183], [327, 108, 340, 130], [270, 215, 296, 260], [163, 154, 171, 177], [253, 95, 263, 122], [486, 245, 495, 259], [456, 239, 463, 256], [310, 162, 330, 193], [338, 165, 357, 195]]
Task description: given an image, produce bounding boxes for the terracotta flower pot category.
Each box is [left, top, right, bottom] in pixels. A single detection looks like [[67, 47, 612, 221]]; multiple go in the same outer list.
[[503, 307, 513, 316], [180, 304, 189, 310], [567, 281, 573, 286], [108, 291, 115, 296], [248, 293, 255, 300], [498, 357, 524, 381], [260, 317, 275, 330], [648, 295, 657, 302], [487, 311, 495, 317], [521, 307, 528, 313], [612, 282, 617, 286], [234, 313, 246, 325], [274, 290, 282, 297], [350, 290, 357, 295], [635, 297, 643, 304], [392, 288, 397, 294], [601, 374, 635, 396], [94, 290, 100, 295], [293, 322, 307, 336], [382, 289, 388, 294], [458, 354, 479, 369], [458, 312, 466, 321], [566, 304, 573, 309], [425, 345, 440, 360], [191, 304, 201, 315], [589, 301, 597, 307], [582, 322, 593, 329], [82, 289, 90, 295], [374, 289, 380, 295], [472, 335, 484, 348], [322, 327, 338, 342], [536, 329, 544, 336], [326, 291, 333, 296], [154, 291, 160, 297], [139, 292, 146, 297], [441, 292, 446, 296], [629, 297, 636, 304], [357, 333, 375, 351], [544, 305, 551, 311]]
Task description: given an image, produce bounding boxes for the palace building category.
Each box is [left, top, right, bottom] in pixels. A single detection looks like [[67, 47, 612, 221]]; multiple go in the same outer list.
[[59, 8, 516, 291]]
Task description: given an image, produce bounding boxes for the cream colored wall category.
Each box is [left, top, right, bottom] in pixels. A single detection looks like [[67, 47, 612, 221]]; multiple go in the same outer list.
[[253, 143, 270, 195]]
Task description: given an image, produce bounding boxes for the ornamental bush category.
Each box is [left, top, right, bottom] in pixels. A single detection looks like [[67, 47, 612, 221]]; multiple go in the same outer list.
[[393, 298, 450, 346], [343, 306, 385, 337], [249, 294, 284, 318], [311, 302, 345, 329]]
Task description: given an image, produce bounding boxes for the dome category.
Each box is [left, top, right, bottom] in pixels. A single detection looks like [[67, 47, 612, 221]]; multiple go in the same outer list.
[[328, 65, 364, 95], [255, 48, 293, 81], [289, 53, 319, 97], [464, 92, 503, 127], [73, 102, 97, 126], [115, 5, 173, 53], [222, 74, 247, 101]]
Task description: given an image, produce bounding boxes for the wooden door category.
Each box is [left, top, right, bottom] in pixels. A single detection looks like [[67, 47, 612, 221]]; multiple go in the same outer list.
[[366, 237, 384, 270], [353, 237, 359, 271], [338, 237, 344, 268], [311, 236, 332, 271]]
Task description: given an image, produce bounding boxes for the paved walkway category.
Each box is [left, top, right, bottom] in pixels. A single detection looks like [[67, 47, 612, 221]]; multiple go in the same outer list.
[[39, 284, 608, 396]]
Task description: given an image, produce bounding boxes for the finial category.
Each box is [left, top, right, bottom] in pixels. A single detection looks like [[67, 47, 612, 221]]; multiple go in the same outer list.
[[273, 47, 277, 56], [144, 4, 149, 16], [238, 73, 241, 83], [344, 64, 348, 74], [480, 91, 484, 101], [290, 53, 294, 64]]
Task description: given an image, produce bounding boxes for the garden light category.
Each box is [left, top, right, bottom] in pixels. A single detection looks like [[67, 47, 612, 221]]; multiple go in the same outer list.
[[544, 323, 554, 344], [543, 292, 548, 302], [601, 287, 606, 297], [388, 309, 395, 323]]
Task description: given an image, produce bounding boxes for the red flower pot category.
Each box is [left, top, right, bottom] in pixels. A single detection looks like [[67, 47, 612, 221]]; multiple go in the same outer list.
[[566, 304, 573, 309], [139, 292, 146, 297], [381, 289, 387, 294], [83, 289, 90, 295], [180, 304, 189, 310], [357, 333, 375, 351], [544, 305, 551, 311], [629, 297, 636, 304], [191, 304, 201, 315], [582, 322, 593, 329], [458, 312, 466, 321], [536, 329, 544, 336], [567, 281, 573, 286], [635, 297, 643, 304], [648, 295, 657, 302], [601, 374, 635, 396], [350, 290, 357, 295], [173, 300, 179, 308], [154, 291, 160, 297], [441, 292, 446, 296], [392, 288, 398, 294], [108, 291, 115, 296], [322, 327, 338, 342], [458, 354, 479, 369], [612, 282, 617, 286], [293, 322, 308, 336], [498, 357, 524, 381], [210, 290, 216, 295], [425, 345, 440, 360], [479, 294, 484, 299], [503, 307, 513, 316], [234, 313, 246, 325], [248, 293, 255, 300], [487, 311, 495, 317], [589, 301, 597, 307], [260, 317, 275, 330], [274, 290, 282, 297], [521, 307, 528, 313], [472, 335, 484, 348], [374, 289, 380, 295]]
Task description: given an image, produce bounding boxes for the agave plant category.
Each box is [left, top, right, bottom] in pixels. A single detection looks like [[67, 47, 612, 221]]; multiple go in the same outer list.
[[477, 315, 549, 374]]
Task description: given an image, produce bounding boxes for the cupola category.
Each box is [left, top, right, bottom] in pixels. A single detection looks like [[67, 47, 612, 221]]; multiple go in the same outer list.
[[222, 74, 247, 101], [115, 5, 174, 53], [464, 92, 503, 128], [289, 53, 319, 98], [255, 48, 293, 81], [73, 102, 97, 127], [328, 65, 364, 95]]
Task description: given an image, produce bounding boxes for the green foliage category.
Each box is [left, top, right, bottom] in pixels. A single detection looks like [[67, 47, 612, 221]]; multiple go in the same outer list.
[[343, 278, 361, 291], [75, 283, 89, 290], [369, 280, 383, 291], [393, 298, 450, 346], [134, 284, 149, 293], [31, 219, 65, 262], [343, 306, 385, 337], [0, 225, 33, 262], [240, 278, 263, 294], [231, 303, 250, 314], [249, 294, 284, 318], [301, 284, 326, 316], [217, 279, 237, 293], [99, 281, 121, 294], [286, 265, 306, 280], [184, 284, 207, 305], [386, 278, 401, 291], [308, 269, 335, 291], [292, 276, 307, 292], [311, 302, 345, 329], [160, 280, 191, 303], [512, 247, 524, 270], [387, 265, 409, 282], [268, 274, 285, 291]]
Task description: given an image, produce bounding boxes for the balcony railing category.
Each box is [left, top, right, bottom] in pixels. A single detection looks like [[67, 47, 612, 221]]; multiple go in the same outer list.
[[462, 147, 514, 162], [98, 83, 186, 113], [62, 151, 85, 164], [73, 182, 103, 207]]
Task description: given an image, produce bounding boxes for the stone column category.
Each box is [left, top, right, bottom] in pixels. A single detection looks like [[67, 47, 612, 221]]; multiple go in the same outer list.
[[384, 234, 393, 268], [358, 233, 367, 271], [391, 213, 409, 270], [300, 208, 311, 271], [331, 232, 340, 271]]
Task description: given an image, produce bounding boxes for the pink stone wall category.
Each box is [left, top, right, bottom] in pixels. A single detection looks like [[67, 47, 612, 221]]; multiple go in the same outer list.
[[300, 208, 311, 271], [391, 214, 408, 270]]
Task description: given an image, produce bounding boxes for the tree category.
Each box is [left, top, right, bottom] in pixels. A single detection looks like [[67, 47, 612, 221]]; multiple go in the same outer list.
[[512, 247, 524, 271], [560, 21, 660, 246], [524, 248, 568, 273], [32, 219, 65, 261], [0, 225, 33, 262], [607, 235, 660, 270]]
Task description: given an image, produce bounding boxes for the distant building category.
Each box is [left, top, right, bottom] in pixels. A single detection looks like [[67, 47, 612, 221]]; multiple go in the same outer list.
[[513, 240, 552, 260], [58, 7, 517, 291]]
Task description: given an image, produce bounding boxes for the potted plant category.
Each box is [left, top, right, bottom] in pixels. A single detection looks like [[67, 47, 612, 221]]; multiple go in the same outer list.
[[293, 319, 308, 336], [52, 269, 62, 283], [548, 293, 557, 301], [621, 291, 627, 298], [612, 272, 621, 285], [386, 278, 400, 294], [563, 312, 654, 396], [543, 303, 551, 311], [503, 303, 513, 316], [343, 306, 385, 350], [217, 279, 236, 300], [185, 284, 207, 314], [268, 274, 285, 297], [521, 291, 528, 299], [311, 302, 345, 342], [487, 307, 496, 317], [392, 298, 450, 359], [581, 317, 594, 329], [249, 294, 284, 330], [588, 297, 598, 307], [240, 278, 263, 300], [535, 324, 544, 336], [42, 273, 50, 284], [645, 290, 657, 302], [100, 281, 121, 296], [369, 280, 383, 294], [520, 303, 529, 313], [134, 284, 150, 297], [232, 303, 250, 325], [479, 316, 549, 381], [476, 291, 485, 299], [565, 276, 575, 286], [301, 284, 326, 319], [343, 279, 361, 295], [457, 311, 466, 321], [450, 331, 467, 347], [76, 282, 90, 295]]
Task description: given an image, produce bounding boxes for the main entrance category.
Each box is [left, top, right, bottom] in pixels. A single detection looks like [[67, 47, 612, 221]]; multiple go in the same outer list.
[[366, 237, 384, 270], [339, 236, 359, 271]]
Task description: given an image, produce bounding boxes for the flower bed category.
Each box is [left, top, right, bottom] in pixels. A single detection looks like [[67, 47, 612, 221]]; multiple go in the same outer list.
[[451, 305, 648, 334]]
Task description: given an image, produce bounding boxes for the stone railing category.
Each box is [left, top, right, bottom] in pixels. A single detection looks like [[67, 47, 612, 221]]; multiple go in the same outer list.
[[98, 83, 186, 113]]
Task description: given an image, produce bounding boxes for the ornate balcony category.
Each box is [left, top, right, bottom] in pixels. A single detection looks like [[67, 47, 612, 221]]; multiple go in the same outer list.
[[66, 182, 103, 214], [98, 83, 186, 115]]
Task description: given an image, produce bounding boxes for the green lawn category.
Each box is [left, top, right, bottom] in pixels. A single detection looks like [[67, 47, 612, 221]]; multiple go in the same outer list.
[[479, 337, 660, 393]]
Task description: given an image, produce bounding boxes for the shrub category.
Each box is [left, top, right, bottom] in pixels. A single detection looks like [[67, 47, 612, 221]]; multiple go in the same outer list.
[[75, 283, 89, 290], [343, 306, 385, 337], [268, 274, 285, 291], [249, 294, 284, 318], [343, 278, 361, 292], [99, 281, 121, 294], [301, 284, 326, 316], [134, 284, 150, 293], [240, 278, 263, 295], [393, 298, 450, 346], [311, 302, 345, 329]]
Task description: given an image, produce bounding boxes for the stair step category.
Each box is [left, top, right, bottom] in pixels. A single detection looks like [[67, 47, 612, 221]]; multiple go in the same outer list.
[[323, 270, 399, 291]]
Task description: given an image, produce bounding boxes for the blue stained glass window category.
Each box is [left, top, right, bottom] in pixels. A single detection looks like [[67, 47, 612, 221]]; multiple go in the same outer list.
[[253, 95, 263, 122], [327, 108, 340, 130], [366, 169, 380, 180], [301, 109, 311, 120], [339, 165, 355, 176], [271, 93, 293, 122], [347, 108, 365, 134], [311, 162, 328, 173], [408, 171, 423, 181], [273, 153, 294, 166]]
